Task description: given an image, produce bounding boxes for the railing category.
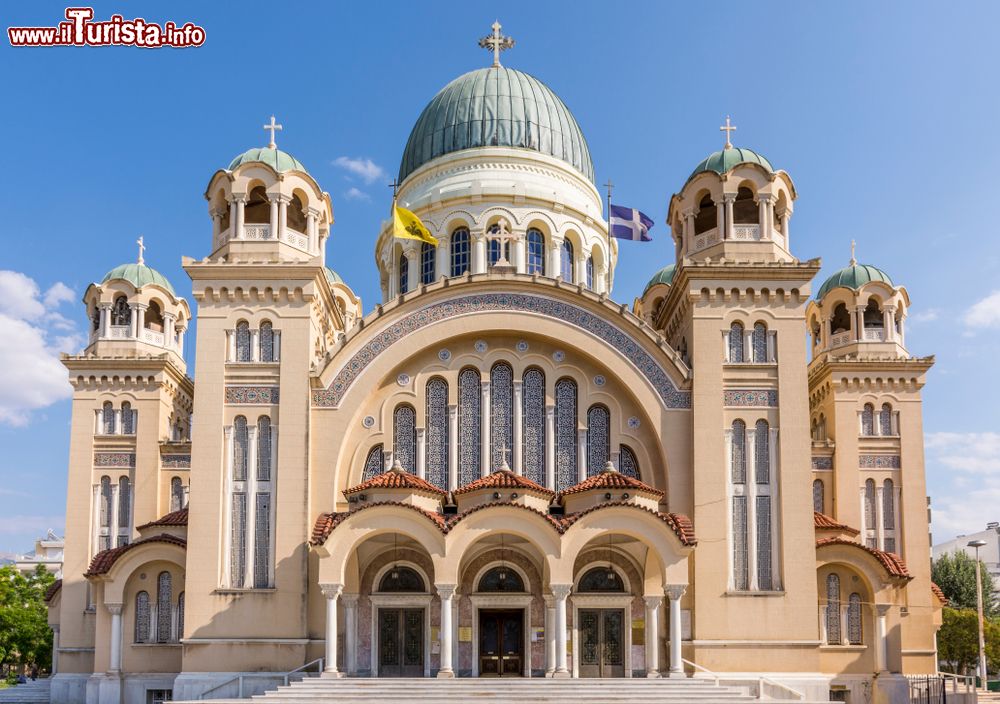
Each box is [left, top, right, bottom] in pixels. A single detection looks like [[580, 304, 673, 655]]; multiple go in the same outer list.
[[198, 658, 323, 700], [830, 331, 853, 348], [905, 673, 974, 704], [682, 658, 804, 701], [864, 327, 886, 341], [731, 223, 762, 241], [223, 224, 311, 253], [244, 223, 271, 239], [682, 658, 720, 686], [141, 328, 165, 346], [109, 325, 131, 339], [691, 227, 721, 254]]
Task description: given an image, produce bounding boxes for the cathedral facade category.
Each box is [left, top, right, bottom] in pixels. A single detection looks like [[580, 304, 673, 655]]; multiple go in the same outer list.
[[47, 30, 942, 704]]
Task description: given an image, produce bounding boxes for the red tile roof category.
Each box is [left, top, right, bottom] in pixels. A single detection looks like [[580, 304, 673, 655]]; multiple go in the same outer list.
[[815, 537, 912, 580], [137, 508, 188, 530], [85, 534, 187, 576], [559, 468, 665, 499], [453, 470, 555, 497], [343, 469, 447, 498], [312, 503, 448, 545], [931, 582, 949, 605], [558, 502, 696, 546], [44, 579, 62, 602], [814, 512, 861, 535]]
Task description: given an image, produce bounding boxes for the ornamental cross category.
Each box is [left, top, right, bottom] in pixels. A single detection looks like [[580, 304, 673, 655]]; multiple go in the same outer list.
[[489, 218, 518, 266], [850, 239, 857, 266], [479, 20, 514, 67], [136, 235, 145, 265], [499, 440, 512, 471], [720, 115, 737, 149], [388, 178, 399, 200], [262, 115, 282, 149]]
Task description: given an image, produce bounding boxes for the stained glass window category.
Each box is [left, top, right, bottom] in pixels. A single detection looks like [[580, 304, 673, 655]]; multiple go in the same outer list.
[[117, 477, 130, 546], [861, 404, 875, 436], [729, 322, 744, 363], [393, 405, 417, 474], [826, 574, 841, 644], [756, 496, 772, 590], [259, 321, 274, 362], [586, 405, 610, 476], [490, 362, 514, 471], [882, 479, 895, 531], [880, 403, 893, 436], [478, 566, 525, 592], [170, 477, 184, 512], [458, 368, 482, 485], [522, 368, 546, 486], [847, 593, 862, 644], [864, 479, 877, 534], [619, 445, 640, 479], [235, 321, 251, 362], [812, 479, 824, 513], [177, 592, 185, 641], [421, 242, 436, 284], [363, 445, 384, 481], [230, 492, 246, 588], [732, 496, 748, 590], [99, 476, 112, 551], [586, 256, 594, 290], [102, 402, 114, 435], [578, 567, 625, 592], [257, 416, 271, 481], [560, 240, 575, 283], [121, 402, 134, 434], [398, 254, 409, 295], [379, 566, 425, 592], [526, 229, 544, 274], [554, 378, 578, 490], [753, 323, 767, 363], [156, 571, 172, 643], [731, 420, 746, 484], [134, 591, 150, 643], [450, 228, 470, 277], [425, 378, 448, 489], [254, 492, 271, 588], [755, 420, 770, 484], [233, 416, 248, 482]]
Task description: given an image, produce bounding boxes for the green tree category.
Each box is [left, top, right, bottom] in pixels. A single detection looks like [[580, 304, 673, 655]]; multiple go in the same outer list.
[[0, 565, 55, 674], [932, 550, 997, 617], [938, 607, 1000, 675]]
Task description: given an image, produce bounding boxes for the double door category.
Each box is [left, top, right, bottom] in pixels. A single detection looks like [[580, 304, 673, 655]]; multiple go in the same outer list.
[[578, 608, 625, 678], [479, 610, 523, 676], [378, 608, 424, 677]]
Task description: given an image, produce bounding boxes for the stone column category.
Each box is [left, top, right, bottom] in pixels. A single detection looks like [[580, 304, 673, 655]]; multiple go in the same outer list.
[[764, 197, 775, 241], [321, 584, 343, 676], [107, 602, 123, 673], [437, 585, 456, 677], [875, 603, 891, 673], [758, 198, 768, 239], [307, 209, 319, 252], [550, 237, 564, 279], [514, 233, 526, 274], [480, 380, 491, 476], [715, 200, 726, 239], [342, 594, 359, 676], [644, 596, 660, 678], [666, 585, 686, 678], [575, 249, 587, 285], [234, 195, 246, 240], [129, 304, 139, 338], [448, 405, 459, 489], [855, 305, 866, 342], [472, 235, 486, 275], [277, 196, 289, 243], [543, 595, 556, 676], [552, 585, 571, 677], [723, 194, 736, 240], [269, 196, 279, 239], [51, 626, 59, 674], [437, 236, 449, 280], [545, 405, 556, 489], [211, 208, 223, 240], [577, 429, 588, 483], [883, 305, 895, 342], [512, 381, 524, 474], [781, 209, 791, 247], [249, 329, 260, 363], [416, 428, 427, 479], [406, 242, 420, 293], [99, 304, 111, 338], [164, 313, 176, 349]]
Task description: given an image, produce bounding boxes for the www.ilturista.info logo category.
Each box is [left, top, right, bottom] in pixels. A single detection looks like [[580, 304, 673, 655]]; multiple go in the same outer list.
[[8, 7, 206, 48]]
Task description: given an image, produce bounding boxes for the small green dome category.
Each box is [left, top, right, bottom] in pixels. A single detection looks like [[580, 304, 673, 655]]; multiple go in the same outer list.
[[689, 146, 773, 180], [324, 267, 344, 286], [399, 67, 594, 183], [817, 263, 893, 299], [228, 147, 308, 174], [643, 264, 676, 293], [101, 263, 176, 296]]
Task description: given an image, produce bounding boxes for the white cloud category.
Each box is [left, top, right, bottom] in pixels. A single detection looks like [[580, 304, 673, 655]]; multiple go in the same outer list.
[[343, 187, 371, 202], [926, 431, 1000, 540], [0, 270, 81, 426], [0, 515, 64, 536], [333, 156, 386, 185], [963, 290, 1000, 329], [909, 308, 939, 324]]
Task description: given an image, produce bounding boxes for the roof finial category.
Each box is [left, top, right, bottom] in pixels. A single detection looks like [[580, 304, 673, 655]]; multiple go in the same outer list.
[[479, 20, 514, 68], [603, 460, 617, 474], [850, 239, 857, 266], [720, 115, 737, 150], [136, 235, 145, 266], [262, 115, 283, 149]]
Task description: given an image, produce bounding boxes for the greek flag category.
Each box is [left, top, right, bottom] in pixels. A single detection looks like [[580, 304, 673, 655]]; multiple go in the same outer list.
[[609, 204, 654, 241]]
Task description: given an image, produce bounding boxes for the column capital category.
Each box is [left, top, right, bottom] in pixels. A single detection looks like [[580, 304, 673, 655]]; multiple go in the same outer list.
[[341, 593, 359, 607], [644, 595, 662, 609], [416, 427, 426, 439], [98, 302, 113, 310], [448, 404, 458, 417], [275, 193, 293, 205], [722, 193, 738, 204], [105, 602, 123, 615], [232, 193, 248, 203], [757, 193, 778, 205], [319, 583, 343, 599], [875, 603, 892, 616], [545, 404, 556, 418], [543, 594, 555, 607], [513, 380, 523, 392], [681, 207, 697, 219], [664, 584, 687, 601], [550, 584, 572, 599], [435, 584, 458, 599]]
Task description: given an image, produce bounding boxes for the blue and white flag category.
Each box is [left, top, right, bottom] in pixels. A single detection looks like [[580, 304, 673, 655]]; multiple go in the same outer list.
[[609, 204, 654, 241]]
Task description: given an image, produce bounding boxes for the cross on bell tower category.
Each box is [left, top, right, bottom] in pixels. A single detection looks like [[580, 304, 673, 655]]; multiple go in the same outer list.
[[478, 20, 515, 68], [262, 115, 282, 149], [720, 115, 737, 150], [136, 235, 145, 265]]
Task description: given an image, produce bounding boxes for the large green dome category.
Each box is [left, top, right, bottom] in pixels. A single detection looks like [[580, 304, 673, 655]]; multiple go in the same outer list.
[[101, 263, 176, 296], [398, 67, 594, 184], [817, 263, 893, 299], [689, 146, 773, 181], [643, 264, 676, 293], [228, 147, 308, 174]]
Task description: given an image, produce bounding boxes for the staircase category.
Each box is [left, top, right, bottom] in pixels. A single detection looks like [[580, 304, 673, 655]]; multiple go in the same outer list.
[[0, 679, 50, 704], [179, 676, 823, 704]]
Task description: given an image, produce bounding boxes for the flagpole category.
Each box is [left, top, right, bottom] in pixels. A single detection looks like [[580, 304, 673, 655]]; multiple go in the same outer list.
[[604, 179, 613, 295]]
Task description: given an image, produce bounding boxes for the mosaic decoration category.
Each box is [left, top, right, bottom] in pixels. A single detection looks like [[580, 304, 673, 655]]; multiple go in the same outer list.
[[586, 405, 610, 477], [490, 362, 514, 471], [396, 373, 410, 387], [521, 368, 546, 486], [225, 386, 279, 405], [627, 416, 640, 429], [811, 456, 833, 470], [162, 454, 191, 469], [593, 375, 606, 387], [516, 340, 529, 353], [458, 368, 481, 485], [94, 452, 135, 467], [859, 455, 901, 468], [475, 340, 488, 353], [362, 445, 384, 481], [362, 415, 376, 429], [724, 389, 778, 407], [619, 445, 640, 479], [438, 349, 451, 361], [425, 378, 449, 489], [552, 350, 566, 362], [312, 293, 691, 410], [393, 405, 417, 474], [554, 377, 577, 490]]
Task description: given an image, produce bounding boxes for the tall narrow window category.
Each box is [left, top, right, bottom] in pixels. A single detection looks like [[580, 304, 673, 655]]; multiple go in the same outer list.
[[752, 323, 768, 363], [729, 322, 744, 363], [156, 571, 172, 643], [170, 477, 184, 512], [560, 240, 575, 283], [883, 478, 896, 554], [730, 420, 748, 590], [393, 405, 417, 473], [398, 254, 409, 295], [586, 405, 610, 476], [490, 362, 513, 471], [121, 402, 134, 435], [99, 476, 112, 552], [526, 229, 544, 274], [861, 403, 875, 436], [554, 378, 578, 490], [259, 321, 274, 362], [117, 477, 131, 547], [450, 228, 470, 277], [177, 592, 185, 642], [813, 478, 824, 513], [754, 420, 770, 484], [731, 420, 747, 484], [235, 321, 251, 362], [257, 417, 272, 481], [619, 445, 641, 479], [134, 591, 151, 643], [230, 416, 248, 588], [102, 402, 115, 435], [362, 444, 384, 481], [880, 403, 893, 436], [864, 479, 877, 549], [425, 378, 448, 488], [521, 368, 546, 486], [847, 593, 862, 644], [826, 574, 841, 644], [421, 242, 436, 284], [586, 256, 594, 289], [254, 416, 273, 589], [753, 420, 775, 590], [458, 368, 481, 485]]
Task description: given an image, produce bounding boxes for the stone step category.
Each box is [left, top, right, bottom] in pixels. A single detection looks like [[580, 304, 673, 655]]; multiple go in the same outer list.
[[0, 679, 51, 704]]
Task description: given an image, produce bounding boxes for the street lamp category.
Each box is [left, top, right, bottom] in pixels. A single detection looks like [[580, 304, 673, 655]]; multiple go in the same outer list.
[[968, 539, 989, 693]]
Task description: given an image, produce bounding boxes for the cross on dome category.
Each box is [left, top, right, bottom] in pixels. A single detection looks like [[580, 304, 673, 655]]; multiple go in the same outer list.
[[478, 20, 515, 68], [262, 115, 283, 149], [850, 239, 857, 266], [720, 115, 737, 150], [136, 235, 145, 265]]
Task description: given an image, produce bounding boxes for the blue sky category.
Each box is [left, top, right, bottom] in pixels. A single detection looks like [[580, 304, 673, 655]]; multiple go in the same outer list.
[[1, 1, 999, 554]]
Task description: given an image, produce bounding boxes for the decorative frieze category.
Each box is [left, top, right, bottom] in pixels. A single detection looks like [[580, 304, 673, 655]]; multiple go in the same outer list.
[[161, 454, 191, 469], [94, 452, 135, 468], [225, 386, 280, 405], [811, 456, 833, 470], [723, 389, 778, 407], [859, 454, 901, 469]]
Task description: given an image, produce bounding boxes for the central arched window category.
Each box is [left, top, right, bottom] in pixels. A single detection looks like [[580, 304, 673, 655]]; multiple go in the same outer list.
[[526, 229, 544, 274], [379, 566, 425, 592], [521, 368, 546, 486], [578, 566, 625, 592], [450, 227, 470, 277], [490, 362, 514, 471], [393, 405, 416, 474], [554, 378, 578, 490], [488, 227, 510, 266], [864, 297, 883, 328], [112, 296, 130, 326], [825, 574, 841, 644], [586, 405, 610, 476], [421, 242, 436, 284], [560, 240, 575, 283], [458, 368, 482, 485], [831, 303, 852, 334], [398, 253, 409, 295], [733, 186, 757, 224], [478, 566, 525, 593], [425, 378, 448, 489]]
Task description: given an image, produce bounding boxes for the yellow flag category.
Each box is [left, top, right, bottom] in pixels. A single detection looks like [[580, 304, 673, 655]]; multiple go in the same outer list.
[[392, 204, 438, 246]]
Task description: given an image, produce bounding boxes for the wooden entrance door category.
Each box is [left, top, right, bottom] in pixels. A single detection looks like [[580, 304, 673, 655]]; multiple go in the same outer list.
[[377, 608, 424, 677], [578, 608, 625, 677], [478, 610, 524, 676]]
